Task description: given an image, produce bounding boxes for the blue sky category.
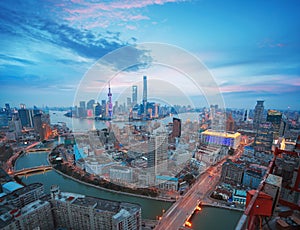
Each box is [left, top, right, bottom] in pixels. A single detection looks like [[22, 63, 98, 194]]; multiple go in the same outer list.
[[0, 0, 299, 110]]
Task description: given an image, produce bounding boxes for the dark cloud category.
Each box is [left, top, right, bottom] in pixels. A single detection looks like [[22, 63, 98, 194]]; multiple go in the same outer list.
[[0, 1, 146, 62]]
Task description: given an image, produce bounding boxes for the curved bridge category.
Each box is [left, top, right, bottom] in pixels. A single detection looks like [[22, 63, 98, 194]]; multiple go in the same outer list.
[[11, 166, 52, 176]]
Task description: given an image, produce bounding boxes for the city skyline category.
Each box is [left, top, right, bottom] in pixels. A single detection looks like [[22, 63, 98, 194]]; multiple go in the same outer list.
[[0, 0, 299, 110]]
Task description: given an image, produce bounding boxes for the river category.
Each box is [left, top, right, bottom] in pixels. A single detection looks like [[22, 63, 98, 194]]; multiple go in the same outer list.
[[15, 151, 171, 220], [14, 111, 242, 229]]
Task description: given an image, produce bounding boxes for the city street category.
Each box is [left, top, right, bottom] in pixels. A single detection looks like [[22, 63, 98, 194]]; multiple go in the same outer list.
[[155, 157, 227, 230]]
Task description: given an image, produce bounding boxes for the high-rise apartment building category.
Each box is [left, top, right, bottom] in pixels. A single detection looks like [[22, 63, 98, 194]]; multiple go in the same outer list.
[[226, 113, 235, 132], [0, 109, 8, 127], [267, 109, 282, 138], [50, 185, 141, 230], [253, 100, 264, 130], [147, 132, 168, 175], [172, 118, 181, 138], [33, 113, 51, 141], [0, 184, 141, 230], [253, 123, 274, 153], [1, 200, 54, 230], [221, 159, 245, 184], [18, 107, 34, 128]]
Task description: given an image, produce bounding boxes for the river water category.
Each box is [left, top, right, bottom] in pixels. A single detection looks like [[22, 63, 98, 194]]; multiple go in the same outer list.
[[14, 111, 242, 229]]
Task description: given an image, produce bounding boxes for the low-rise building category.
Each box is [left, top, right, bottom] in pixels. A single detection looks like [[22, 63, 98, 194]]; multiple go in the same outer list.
[[221, 159, 245, 184], [232, 189, 247, 205], [109, 166, 134, 185], [155, 175, 178, 191]]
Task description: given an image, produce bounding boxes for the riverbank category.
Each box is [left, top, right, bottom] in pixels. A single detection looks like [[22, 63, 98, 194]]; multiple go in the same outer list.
[[48, 145, 175, 202], [202, 202, 244, 212], [51, 165, 175, 203]]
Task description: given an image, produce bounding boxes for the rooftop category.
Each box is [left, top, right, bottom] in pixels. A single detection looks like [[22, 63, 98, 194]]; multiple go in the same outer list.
[[3, 183, 43, 200], [156, 175, 178, 182], [202, 130, 241, 138], [2, 181, 24, 194], [56, 192, 140, 214], [233, 189, 247, 197]]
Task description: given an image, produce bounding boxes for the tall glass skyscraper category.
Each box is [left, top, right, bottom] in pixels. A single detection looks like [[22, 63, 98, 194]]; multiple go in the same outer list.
[[143, 76, 147, 104], [142, 76, 148, 117], [132, 85, 138, 106], [253, 100, 264, 130]]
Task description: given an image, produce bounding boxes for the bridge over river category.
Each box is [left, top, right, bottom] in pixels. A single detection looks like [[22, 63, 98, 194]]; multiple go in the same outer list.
[[10, 165, 52, 176]]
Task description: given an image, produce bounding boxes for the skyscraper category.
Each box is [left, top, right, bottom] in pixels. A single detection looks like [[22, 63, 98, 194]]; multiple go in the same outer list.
[[18, 107, 34, 128], [147, 132, 168, 175], [0, 109, 8, 127], [132, 85, 138, 106], [107, 82, 113, 119], [244, 109, 248, 121], [143, 76, 147, 117], [226, 113, 235, 132], [267, 109, 282, 138], [172, 118, 181, 138], [78, 101, 86, 118], [33, 113, 51, 141], [87, 99, 95, 110], [79, 101, 86, 111], [127, 97, 132, 110], [253, 100, 264, 130], [143, 76, 147, 104]]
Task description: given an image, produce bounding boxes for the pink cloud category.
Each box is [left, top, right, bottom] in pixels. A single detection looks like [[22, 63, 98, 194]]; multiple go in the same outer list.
[[258, 38, 286, 48], [126, 25, 138, 30], [220, 84, 278, 93], [220, 75, 300, 94], [59, 0, 184, 28]]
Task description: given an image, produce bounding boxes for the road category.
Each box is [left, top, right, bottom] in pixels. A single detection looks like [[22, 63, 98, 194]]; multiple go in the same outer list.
[[155, 160, 224, 230], [155, 146, 246, 230]]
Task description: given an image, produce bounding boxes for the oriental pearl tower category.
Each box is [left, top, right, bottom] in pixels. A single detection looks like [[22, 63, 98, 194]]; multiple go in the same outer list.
[[108, 82, 113, 119]]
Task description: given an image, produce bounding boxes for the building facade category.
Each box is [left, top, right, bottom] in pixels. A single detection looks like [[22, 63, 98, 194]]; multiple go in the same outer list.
[[253, 100, 264, 130], [200, 130, 241, 149], [50, 185, 141, 230], [221, 159, 244, 184]]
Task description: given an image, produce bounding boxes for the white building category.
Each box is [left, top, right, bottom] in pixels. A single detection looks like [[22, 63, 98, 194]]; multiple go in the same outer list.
[[109, 166, 133, 184], [50, 185, 141, 230]]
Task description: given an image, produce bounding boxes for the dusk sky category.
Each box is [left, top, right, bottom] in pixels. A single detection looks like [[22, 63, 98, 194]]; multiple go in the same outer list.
[[1, 0, 299, 110]]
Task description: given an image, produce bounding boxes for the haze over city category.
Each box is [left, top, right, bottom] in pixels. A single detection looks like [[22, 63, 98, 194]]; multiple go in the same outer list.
[[1, 0, 299, 109]]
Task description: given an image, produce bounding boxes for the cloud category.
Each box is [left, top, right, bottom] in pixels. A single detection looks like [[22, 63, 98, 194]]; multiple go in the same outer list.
[[56, 0, 184, 29], [0, 1, 152, 81], [0, 54, 36, 66], [258, 38, 287, 48], [0, 1, 130, 60]]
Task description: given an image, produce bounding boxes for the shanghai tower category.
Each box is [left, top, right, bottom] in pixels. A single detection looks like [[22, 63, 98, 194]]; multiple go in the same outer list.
[[143, 76, 147, 117]]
